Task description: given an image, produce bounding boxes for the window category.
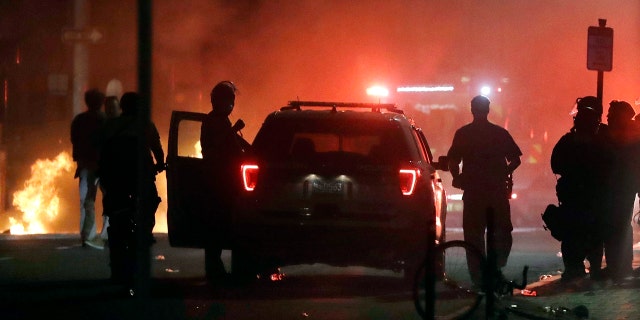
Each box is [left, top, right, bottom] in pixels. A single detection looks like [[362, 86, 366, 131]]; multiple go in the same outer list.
[[177, 119, 203, 158]]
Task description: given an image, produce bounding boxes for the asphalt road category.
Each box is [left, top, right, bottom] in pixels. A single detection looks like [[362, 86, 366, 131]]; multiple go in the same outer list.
[[0, 229, 569, 319]]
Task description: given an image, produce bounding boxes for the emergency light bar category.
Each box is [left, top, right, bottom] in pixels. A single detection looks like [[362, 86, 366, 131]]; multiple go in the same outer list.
[[283, 100, 401, 113], [396, 86, 454, 93]]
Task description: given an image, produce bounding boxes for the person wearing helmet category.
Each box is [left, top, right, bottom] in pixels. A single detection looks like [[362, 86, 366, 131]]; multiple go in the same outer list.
[[551, 96, 613, 283], [200, 81, 249, 284], [600, 100, 637, 282], [447, 95, 522, 288]]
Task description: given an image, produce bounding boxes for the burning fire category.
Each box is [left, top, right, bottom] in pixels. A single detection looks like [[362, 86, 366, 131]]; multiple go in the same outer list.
[[195, 141, 202, 158], [10, 151, 73, 234], [4, 140, 187, 235]]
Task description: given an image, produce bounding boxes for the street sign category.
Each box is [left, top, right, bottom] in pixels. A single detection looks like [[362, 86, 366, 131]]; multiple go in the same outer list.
[[587, 25, 613, 71], [62, 27, 105, 44]]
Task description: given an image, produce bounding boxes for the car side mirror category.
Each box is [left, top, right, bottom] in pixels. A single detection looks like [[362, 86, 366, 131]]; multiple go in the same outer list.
[[433, 155, 449, 171]]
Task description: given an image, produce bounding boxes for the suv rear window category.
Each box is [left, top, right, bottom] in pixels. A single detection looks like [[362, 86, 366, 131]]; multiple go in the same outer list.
[[253, 118, 410, 164]]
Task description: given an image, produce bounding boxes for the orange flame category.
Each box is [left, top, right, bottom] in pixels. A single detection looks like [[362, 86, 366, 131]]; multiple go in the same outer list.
[[194, 141, 202, 158], [10, 151, 73, 234], [145, 140, 200, 233]]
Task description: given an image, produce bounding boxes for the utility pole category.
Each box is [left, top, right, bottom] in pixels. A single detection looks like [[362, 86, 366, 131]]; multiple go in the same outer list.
[[72, 0, 89, 116], [134, 0, 153, 304]]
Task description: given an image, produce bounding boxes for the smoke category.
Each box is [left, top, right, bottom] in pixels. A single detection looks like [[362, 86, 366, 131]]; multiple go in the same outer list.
[[82, 0, 640, 143], [149, 0, 640, 143], [5, 0, 640, 232], [147, 0, 640, 227]]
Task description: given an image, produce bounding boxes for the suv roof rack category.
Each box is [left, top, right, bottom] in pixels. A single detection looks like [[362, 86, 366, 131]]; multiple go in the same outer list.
[[282, 100, 403, 114]]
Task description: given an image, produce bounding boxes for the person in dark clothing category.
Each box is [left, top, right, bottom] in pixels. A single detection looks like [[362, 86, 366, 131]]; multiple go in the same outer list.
[[200, 81, 249, 283], [98, 92, 165, 285], [447, 95, 522, 287], [96, 96, 120, 243], [601, 100, 638, 281], [551, 96, 612, 283], [70, 88, 106, 249], [104, 95, 120, 119]]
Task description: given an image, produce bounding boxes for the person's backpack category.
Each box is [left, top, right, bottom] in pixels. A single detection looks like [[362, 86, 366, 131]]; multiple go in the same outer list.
[[541, 204, 568, 241]]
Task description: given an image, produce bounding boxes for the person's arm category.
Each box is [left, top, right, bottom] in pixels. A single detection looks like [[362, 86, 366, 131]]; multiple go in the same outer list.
[[448, 156, 461, 178], [147, 122, 165, 172], [70, 116, 80, 161], [505, 131, 522, 174], [447, 132, 464, 188], [550, 136, 569, 175], [506, 156, 521, 174], [447, 131, 462, 178]]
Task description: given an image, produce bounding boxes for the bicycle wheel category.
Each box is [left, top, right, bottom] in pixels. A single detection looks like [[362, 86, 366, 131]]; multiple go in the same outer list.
[[414, 240, 486, 320]]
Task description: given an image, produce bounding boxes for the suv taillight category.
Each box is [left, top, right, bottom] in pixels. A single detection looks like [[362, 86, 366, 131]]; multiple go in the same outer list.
[[241, 164, 259, 191], [399, 168, 420, 196]]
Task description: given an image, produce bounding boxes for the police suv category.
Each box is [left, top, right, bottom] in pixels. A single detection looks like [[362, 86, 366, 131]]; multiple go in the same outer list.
[[166, 101, 448, 282]]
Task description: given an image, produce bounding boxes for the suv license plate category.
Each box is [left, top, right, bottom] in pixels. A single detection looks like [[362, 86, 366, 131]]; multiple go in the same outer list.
[[312, 181, 344, 194]]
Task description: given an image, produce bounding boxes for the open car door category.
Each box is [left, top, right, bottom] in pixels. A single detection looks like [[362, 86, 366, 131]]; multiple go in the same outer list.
[[166, 111, 227, 248]]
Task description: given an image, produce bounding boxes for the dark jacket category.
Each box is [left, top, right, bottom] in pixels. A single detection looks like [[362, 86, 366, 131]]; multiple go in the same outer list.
[[70, 109, 107, 175]]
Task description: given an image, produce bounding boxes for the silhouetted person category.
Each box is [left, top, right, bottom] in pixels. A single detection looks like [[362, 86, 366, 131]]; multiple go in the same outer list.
[[551, 96, 612, 283], [105, 95, 120, 119], [601, 100, 638, 281], [200, 81, 249, 283], [96, 96, 120, 243], [447, 95, 522, 286], [70, 88, 106, 249], [98, 92, 164, 286]]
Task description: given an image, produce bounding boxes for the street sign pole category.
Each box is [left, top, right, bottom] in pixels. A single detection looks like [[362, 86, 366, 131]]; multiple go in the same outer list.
[[597, 70, 603, 104], [596, 19, 606, 104]]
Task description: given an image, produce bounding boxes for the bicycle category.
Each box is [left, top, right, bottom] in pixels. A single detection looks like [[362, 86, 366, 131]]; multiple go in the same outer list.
[[413, 239, 589, 319]]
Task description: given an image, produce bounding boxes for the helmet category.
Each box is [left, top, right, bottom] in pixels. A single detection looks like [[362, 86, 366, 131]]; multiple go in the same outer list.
[[210, 81, 237, 115], [576, 96, 602, 115]]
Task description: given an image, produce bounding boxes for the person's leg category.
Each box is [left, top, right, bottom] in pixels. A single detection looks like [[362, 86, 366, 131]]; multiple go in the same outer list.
[[609, 197, 636, 280], [101, 216, 110, 240], [491, 197, 513, 269], [107, 220, 126, 283], [141, 183, 161, 243], [586, 237, 604, 279], [205, 246, 226, 280], [97, 181, 109, 240], [85, 170, 99, 241], [605, 222, 634, 280], [463, 195, 487, 286], [78, 168, 97, 243], [619, 224, 634, 277], [78, 170, 88, 243], [561, 235, 587, 281]]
